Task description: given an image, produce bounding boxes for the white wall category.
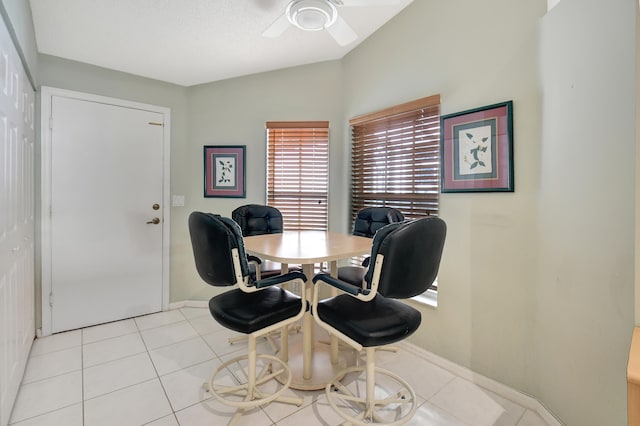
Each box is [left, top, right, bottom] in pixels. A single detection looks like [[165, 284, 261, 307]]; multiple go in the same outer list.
[[343, 0, 635, 424], [3, 0, 635, 423], [343, 0, 544, 397], [637, 0, 640, 327], [0, 0, 37, 84], [174, 61, 346, 302], [32, 54, 347, 327], [536, 0, 635, 424], [35, 54, 189, 326]]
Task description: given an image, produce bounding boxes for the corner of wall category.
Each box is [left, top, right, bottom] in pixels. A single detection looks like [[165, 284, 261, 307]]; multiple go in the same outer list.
[[635, 0, 640, 326]]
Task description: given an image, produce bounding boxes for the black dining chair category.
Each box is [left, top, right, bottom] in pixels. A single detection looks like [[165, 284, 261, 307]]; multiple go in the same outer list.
[[232, 204, 284, 236], [232, 204, 288, 279], [232, 204, 304, 346], [337, 206, 404, 286], [188, 212, 307, 424], [312, 217, 446, 425]]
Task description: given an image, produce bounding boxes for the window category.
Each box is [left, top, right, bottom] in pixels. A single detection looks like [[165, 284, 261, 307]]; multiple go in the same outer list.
[[349, 95, 441, 297], [266, 121, 329, 230], [349, 94, 441, 220]]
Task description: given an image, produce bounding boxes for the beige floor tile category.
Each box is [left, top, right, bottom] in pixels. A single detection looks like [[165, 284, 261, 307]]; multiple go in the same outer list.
[[84, 379, 172, 426], [9, 371, 82, 424]]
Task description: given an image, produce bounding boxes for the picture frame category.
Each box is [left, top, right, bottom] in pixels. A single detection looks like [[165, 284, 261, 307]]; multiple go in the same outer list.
[[203, 145, 246, 198], [440, 101, 514, 193]]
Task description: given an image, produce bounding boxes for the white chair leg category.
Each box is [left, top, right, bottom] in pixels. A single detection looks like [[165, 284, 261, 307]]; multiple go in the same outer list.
[[227, 334, 248, 345], [280, 325, 289, 362], [228, 324, 301, 354], [318, 340, 398, 362], [365, 348, 375, 420], [203, 335, 303, 416], [325, 347, 417, 426]]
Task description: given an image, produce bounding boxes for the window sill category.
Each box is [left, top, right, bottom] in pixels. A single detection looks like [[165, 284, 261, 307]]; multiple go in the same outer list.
[[411, 288, 438, 308]]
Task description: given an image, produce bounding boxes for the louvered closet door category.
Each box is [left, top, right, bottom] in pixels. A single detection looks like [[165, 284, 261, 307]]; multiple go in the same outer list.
[[0, 16, 36, 426]]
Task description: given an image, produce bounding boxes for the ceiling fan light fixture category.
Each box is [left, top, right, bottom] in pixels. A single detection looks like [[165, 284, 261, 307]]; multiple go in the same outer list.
[[286, 0, 337, 32]]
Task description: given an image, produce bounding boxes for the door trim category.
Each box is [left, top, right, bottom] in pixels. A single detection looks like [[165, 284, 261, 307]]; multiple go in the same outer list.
[[40, 86, 171, 336]]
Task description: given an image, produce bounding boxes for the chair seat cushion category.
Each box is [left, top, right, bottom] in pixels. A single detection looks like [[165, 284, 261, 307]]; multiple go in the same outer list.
[[317, 294, 421, 347], [209, 287, 302, 334], [337, 266, 366, 286]]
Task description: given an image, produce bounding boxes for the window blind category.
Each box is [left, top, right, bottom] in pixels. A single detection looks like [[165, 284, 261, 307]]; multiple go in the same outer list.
[[349, 95, 441, 221], [266, 121, 329, 231]]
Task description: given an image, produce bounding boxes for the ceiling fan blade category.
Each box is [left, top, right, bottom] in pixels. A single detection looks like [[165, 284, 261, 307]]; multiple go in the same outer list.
[[262, 13, 291, 38], [253, 0, 280, 11], [326, 15, 357, 46], [339, 0, 402, 6]]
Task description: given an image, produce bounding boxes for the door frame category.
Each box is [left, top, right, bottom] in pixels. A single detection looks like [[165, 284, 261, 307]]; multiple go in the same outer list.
[[40, 86, 171, 336]]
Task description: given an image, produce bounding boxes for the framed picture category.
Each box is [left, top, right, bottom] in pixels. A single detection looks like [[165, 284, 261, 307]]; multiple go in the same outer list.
[[203, 145, 246, 198], [440, 101, 514, 192]]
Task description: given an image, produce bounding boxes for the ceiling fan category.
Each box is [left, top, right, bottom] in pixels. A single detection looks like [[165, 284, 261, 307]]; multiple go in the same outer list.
[[262, 0, 402, 47]]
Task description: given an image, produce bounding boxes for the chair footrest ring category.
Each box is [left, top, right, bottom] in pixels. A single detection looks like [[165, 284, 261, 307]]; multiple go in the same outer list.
[[325, 365, 417, 426], [205, 353, 302, 409]]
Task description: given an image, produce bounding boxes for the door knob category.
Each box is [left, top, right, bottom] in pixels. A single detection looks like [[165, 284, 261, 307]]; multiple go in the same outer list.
[[146, 217, 160, 224]]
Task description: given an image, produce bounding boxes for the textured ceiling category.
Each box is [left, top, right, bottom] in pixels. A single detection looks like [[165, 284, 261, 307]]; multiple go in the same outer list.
[[29, 0, 413, 87]]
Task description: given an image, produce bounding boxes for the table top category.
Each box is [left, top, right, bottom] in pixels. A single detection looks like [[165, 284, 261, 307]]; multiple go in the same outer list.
[[243, 230, 372, 264]]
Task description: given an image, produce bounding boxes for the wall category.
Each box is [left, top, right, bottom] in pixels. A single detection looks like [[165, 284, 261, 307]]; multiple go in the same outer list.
[[35, 54, 189, 326], [0, 0, 37, 85], [637, 0, 640, 328], [344, 0, 635, 425], [536, 0, 635, 424], [173, 61, 345, 302], [27, 54, 347, 325], [36, 55, 346, 307], [343, 0, 544, 397], [8, 0, 637, 423]]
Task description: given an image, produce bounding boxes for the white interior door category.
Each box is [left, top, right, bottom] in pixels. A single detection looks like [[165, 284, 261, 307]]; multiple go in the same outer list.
[[46, 94, 167, 333]]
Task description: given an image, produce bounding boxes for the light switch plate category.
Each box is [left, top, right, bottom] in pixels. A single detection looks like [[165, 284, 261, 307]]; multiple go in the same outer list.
[[172, 195, 185, 207]]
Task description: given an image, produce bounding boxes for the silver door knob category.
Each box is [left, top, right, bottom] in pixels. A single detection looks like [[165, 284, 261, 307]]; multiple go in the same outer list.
[[146, 217, 160, 224]]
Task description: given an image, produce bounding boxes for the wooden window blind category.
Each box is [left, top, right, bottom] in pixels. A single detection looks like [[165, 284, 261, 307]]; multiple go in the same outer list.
[[349, 94, 441, 221], [266, 121, 329, 231]]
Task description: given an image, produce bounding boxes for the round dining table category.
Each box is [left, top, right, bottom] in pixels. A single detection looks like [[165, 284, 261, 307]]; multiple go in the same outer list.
[[243, 230, 372, 390]]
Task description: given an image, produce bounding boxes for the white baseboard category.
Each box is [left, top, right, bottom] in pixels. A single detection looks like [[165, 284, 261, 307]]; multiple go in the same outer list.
[[168, 300, 208, 310], [400, 342, 563, 426]]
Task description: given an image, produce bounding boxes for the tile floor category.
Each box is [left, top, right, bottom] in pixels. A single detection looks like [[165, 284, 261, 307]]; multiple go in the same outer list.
[[9, 308, 550, 426]]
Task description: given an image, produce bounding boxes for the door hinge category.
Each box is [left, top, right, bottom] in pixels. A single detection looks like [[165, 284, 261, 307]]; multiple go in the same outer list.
[[49, 292, 54, 307], [49, 116, 53, 130]]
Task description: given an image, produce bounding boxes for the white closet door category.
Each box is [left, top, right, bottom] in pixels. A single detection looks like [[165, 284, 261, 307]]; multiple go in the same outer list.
[[0, 15, 35, 426]]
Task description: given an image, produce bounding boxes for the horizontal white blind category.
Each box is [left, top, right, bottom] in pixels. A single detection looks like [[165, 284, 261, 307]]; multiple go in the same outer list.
[[350, 95, 440, 221], [266, 121, 329, 230]]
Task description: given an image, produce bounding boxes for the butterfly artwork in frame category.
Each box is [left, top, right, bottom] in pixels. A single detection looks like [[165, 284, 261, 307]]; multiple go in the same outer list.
[[203, 145, 246, 198], [440, 101, 514, 193]]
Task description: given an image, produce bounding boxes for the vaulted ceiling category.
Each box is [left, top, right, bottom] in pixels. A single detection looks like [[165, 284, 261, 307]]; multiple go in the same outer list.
[[29, 0, 413, 87]]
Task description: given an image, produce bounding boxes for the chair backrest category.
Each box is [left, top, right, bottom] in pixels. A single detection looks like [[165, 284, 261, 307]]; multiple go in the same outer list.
[[188, 211, 250, 287], [364, 217, 446, 299], [232, 204, 284, 237], [352, 207, 405, 238]]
